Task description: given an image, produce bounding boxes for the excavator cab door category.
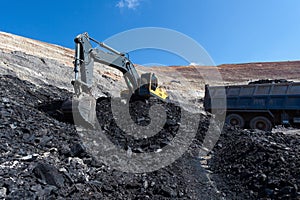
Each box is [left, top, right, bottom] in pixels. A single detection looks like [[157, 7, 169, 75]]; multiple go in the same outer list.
[[139, 73, 168, 101], [139, 73, 151, 97], [150, 74, 158, 91]]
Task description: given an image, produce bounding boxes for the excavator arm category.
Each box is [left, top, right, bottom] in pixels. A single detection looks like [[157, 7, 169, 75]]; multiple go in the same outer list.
[[73, 32, 140, 96], [68, 32, 168, 126]]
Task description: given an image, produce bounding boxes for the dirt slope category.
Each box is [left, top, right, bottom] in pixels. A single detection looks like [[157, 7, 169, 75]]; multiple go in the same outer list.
[[1, 31, 300, 103], [0, 31, 127, 98], [0, 31, 73, 66]]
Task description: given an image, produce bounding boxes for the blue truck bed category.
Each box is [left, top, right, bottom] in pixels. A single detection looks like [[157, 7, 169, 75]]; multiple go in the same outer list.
[[204, 81, 300, 130]]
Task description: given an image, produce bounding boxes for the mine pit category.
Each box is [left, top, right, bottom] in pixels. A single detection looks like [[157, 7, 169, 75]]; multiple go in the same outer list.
[[0, 31, 300, 199]]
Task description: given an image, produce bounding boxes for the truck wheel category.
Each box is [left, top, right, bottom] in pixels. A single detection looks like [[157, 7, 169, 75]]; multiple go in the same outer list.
[[225, 114, 245, 128], [250, 116, 272, 131]]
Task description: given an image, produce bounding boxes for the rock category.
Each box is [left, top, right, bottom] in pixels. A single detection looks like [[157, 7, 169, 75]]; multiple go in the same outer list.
[[70, 143, 86, 158], [2, 97, 9, 103], [9, 124, 17, 129], [279, 186, 296, 195], [19, 154, 38, 162], [143, 180, 148, 189], [33, 162, 65, 188], [30, 184, 42, 192], [0, 187, 7, 198], [159, 186, 177, 197], [40, 135, 52, 146]]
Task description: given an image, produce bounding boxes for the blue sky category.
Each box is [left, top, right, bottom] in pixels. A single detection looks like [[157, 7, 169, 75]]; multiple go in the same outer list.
[[1, 0, 300, 66]]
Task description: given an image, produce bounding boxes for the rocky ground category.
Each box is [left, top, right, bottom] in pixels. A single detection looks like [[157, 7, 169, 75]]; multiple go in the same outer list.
[[0, 31, 300, 199], [1, 73, 299, 199], [0, 74, 223, 199], [209, 127, 300, 199]]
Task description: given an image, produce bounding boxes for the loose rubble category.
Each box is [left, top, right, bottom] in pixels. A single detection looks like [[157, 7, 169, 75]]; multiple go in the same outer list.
[[0, 74, 299, 199], [209, 127, 300, 199], [0, 74, 220, 199]]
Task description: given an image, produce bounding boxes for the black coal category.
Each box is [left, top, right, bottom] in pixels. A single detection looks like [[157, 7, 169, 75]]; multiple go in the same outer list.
[[0, 74, 299, 199], [209, 127, 300, 199], [0, 75, 220, 199]]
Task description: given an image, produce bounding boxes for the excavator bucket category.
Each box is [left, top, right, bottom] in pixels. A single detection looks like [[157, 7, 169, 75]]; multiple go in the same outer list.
[[61, 94, 97, 127], [73, 94, 97, 127]]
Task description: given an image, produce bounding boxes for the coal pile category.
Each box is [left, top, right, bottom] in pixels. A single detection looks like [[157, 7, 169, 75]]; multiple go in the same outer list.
[[209, 127, 300, 199], [3, 73, 298, 199], [95, 97, 183, 153], [0, 74, 77, 199], [0, 74, 221, 199]]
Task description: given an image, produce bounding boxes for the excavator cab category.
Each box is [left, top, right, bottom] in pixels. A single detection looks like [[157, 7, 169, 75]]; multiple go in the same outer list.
[[139, 73, 168, 101], [121, 73, 168, 101]]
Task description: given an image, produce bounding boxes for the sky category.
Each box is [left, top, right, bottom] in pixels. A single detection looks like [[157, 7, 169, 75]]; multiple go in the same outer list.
[[1, 0, 300, 66]]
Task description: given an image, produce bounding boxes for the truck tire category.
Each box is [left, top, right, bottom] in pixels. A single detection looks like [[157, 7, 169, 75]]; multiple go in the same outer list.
[[225, 114, 245, 128], [250, 116, 272, 131]]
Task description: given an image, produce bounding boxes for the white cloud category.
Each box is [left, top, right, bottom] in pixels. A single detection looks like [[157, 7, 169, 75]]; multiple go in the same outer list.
[[116, 0, 125, 8], [189, 62, 200, 66], [116, 0, 140, 10], [189, 62, 205, 66]]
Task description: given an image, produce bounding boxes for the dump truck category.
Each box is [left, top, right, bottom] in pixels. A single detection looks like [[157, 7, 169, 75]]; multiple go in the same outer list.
[[204, 79, 300, 131]]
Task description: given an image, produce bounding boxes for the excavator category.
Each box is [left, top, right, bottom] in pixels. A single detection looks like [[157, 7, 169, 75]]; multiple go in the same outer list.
[[62, 32, 169, 126]]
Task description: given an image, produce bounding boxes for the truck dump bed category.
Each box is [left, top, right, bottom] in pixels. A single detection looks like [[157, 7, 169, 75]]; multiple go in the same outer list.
[[204, 82, 300, 111], [204, 81, 300, 130]]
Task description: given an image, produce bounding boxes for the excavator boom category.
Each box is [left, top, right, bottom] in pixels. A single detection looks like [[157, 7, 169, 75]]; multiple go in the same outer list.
[[67, 32, 168, 126]]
